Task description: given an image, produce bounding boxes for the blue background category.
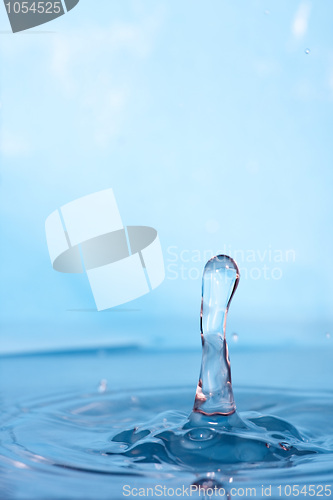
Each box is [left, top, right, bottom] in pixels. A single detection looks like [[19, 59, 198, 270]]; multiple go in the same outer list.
[[0, 0, 332, 354]]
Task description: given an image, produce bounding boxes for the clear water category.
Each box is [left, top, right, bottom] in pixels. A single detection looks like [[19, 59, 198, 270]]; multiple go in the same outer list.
[[1, 386, 333, 499], [1, 256, 333, 499]]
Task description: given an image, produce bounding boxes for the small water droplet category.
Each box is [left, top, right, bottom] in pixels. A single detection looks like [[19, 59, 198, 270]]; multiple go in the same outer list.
[[98, 379, 107, 393], [279, 442, 291, 451], [305, 48, 310, 55], [232, 332, 239, 343], [326, 332, 331, 339]]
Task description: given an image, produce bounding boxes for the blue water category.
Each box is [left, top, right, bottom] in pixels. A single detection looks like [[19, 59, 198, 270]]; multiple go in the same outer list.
[[1, 346, 333, 499]]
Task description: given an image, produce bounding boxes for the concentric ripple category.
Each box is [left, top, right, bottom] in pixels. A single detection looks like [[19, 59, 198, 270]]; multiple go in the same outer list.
[[1, 385, 333, 497]]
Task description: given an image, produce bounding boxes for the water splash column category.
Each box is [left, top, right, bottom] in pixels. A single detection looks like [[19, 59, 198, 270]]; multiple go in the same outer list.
[[193, 255, 240, 416]]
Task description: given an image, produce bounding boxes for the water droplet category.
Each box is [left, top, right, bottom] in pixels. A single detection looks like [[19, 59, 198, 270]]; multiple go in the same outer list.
[[98, 379, 107, 393], [326, 332, 331, 339], [279, 442, 291, 451], [194, 255, 239, 416], [232, 332, 239, 343], [305, 48, 310, 55]]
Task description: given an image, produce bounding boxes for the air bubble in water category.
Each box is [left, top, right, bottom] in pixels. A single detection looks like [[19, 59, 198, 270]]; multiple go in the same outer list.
[[232, 333, 239, 343], [187, 428, 214, 442], [305, 48, 310, 54]]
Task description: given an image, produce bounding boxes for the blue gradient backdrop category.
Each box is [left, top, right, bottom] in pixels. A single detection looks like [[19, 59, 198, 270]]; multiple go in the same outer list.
[[0, 0, 332, 353]]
